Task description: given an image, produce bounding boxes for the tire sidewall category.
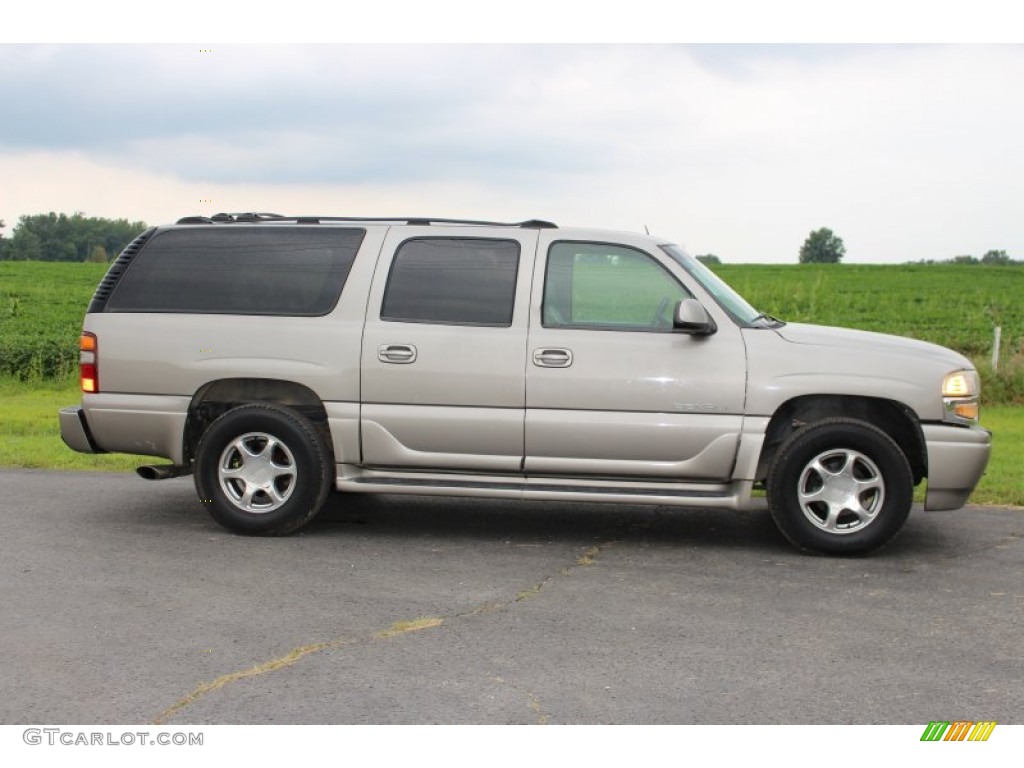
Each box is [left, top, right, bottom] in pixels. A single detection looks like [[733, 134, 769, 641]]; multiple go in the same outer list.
[[768, 419, 913, 555], [195, 405, 330, 535]]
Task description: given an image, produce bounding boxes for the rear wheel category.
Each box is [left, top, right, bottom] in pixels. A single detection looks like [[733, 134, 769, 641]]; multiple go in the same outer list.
[[767, 418, 913, 554], [194, 403, 332, 535]]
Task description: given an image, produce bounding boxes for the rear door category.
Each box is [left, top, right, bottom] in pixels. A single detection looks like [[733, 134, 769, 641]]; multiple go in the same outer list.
[[360, 226, 538, 472], [525, 233, 747, 480]]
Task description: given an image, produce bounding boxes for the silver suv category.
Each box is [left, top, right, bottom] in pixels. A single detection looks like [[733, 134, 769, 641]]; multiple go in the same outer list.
[[59, 213, 991, 554]]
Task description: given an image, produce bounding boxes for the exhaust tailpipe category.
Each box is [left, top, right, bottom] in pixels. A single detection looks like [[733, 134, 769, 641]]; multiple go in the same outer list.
[[136, 465, 191, 481]]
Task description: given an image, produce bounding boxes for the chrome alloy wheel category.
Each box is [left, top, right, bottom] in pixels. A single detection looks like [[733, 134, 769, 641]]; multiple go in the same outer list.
[[797, 448, 885, 534], [217, 432, 297, 513]]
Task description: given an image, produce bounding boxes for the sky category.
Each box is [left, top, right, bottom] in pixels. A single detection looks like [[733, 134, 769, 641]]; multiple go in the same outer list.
[[2, 8, 1023, 263]]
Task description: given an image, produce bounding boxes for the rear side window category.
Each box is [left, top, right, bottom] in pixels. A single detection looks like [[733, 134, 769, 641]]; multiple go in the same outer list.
[[105, 227, 365, 315], [381, 238, 520, 326]]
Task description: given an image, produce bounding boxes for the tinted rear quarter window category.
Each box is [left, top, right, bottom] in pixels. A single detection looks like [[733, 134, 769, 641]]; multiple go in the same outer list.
[[106, 227, 365, 315], [381, 237, 520, 326]]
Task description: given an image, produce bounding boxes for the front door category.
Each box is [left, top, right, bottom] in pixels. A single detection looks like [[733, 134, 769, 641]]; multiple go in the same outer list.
[[525, 235, 747, 480]]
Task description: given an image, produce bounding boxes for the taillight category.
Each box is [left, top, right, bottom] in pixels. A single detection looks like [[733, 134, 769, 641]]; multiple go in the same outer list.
[[80, 333, 98, 393]]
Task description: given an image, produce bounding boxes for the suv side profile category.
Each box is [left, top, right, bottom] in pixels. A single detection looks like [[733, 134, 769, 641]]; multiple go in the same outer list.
[[59, 213, 992, 554]]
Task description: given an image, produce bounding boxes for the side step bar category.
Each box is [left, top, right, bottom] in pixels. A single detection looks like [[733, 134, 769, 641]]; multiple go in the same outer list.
[[335, 468, 763, 511]]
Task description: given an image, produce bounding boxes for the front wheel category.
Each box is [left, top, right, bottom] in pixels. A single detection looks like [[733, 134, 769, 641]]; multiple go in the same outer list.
[[194, 404, 332, 535], [766, 418, 913, 555]]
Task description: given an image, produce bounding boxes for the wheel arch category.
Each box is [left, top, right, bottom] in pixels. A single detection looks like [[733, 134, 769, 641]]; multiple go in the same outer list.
[[755, 395, 926, 486], [183, 378, 331, 467]]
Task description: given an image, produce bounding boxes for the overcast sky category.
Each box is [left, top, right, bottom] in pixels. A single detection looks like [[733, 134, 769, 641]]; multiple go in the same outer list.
[[1, 42, 1022, 263]]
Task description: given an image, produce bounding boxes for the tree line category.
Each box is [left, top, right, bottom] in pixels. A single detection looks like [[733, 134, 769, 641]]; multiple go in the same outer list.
[[0, 215, 1017, 266], [0, 213, 148, 262], [911, 250, 1021, 266], [701, 227, 1018, 265]]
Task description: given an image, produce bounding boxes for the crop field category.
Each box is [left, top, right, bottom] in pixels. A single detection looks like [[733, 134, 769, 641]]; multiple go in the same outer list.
[[3, 260, 1021, 401], [1, 261, 108, 379], [712, 263, 1024, 360]]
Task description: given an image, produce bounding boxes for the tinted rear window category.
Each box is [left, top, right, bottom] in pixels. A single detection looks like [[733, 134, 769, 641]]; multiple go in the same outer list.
[[380, 237, 520, 326], [106, 227, 365, 315]]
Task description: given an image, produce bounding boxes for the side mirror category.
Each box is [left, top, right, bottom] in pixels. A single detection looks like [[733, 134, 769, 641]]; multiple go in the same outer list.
[[673, 298, 717, 335]]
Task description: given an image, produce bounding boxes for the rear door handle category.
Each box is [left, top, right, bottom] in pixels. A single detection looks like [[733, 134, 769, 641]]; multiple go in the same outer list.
[[378, 344, 418, 364], [532, 348, 573, 368]]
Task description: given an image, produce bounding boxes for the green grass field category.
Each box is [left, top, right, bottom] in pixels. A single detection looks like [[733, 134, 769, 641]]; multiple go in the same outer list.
[[712, 263, 1024, 356], [1, 261, 109, 378], [0, 378, 150, 471]]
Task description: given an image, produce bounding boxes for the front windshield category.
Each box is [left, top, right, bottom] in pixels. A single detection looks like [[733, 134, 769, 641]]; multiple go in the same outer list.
[[661, 244, 763, 326]]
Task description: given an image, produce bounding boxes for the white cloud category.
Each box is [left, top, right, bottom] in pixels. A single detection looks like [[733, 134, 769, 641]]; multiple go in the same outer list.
[[2, 44, 1022, 262]]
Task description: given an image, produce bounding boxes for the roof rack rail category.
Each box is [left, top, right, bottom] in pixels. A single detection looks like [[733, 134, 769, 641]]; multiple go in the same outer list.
[[175, 214, 557, 228]]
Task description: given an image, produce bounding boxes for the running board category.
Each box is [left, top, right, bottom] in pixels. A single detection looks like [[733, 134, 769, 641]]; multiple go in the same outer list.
[[335, 467, 763, 511]]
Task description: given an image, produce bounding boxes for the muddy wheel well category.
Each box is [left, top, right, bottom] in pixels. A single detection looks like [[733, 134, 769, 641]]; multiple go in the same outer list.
[[756, 395, 927, 486]]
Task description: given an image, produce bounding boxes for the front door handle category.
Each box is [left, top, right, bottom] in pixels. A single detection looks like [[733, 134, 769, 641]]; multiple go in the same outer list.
[[378, 344, 418, 364], [532, 348, 573, 368]]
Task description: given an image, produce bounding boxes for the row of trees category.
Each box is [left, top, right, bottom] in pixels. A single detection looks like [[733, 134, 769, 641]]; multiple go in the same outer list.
[[708, 228, 1017, 265], [912, 250, 1021, 266], [0, 216, 1016, 266], [0, 213, 148, 262], [799, 227, 1020, 265]]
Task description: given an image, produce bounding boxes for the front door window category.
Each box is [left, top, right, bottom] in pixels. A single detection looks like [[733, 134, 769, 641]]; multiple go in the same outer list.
[[542, 242, 689, 331]]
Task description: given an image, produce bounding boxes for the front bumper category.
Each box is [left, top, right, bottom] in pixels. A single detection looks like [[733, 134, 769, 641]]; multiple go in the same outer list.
[[922, 423, 992, 510]]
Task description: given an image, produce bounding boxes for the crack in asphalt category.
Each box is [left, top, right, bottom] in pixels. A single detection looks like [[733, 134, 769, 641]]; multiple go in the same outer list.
[[151, 638, 350, 725], [151, 538, 617, 724]]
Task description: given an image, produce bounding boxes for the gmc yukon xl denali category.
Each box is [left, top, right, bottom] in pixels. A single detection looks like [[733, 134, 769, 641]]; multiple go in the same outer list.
[[59, 213, 992, 554]]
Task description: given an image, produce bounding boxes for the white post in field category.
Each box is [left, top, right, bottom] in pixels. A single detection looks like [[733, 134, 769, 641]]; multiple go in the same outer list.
[[992, 326, 1001, 372]]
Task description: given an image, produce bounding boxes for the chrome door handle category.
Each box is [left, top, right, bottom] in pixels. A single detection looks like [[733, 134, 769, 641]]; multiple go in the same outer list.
[[532, 348, 573, 368], [378, 344, 418, 364]]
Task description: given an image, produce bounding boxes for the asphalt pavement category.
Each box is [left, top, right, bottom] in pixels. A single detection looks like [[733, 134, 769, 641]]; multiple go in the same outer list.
[[1, 468, 1021, 725]]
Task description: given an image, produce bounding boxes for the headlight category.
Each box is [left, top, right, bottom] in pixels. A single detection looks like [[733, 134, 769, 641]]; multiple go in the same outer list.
[[942, 370, 980, 423]]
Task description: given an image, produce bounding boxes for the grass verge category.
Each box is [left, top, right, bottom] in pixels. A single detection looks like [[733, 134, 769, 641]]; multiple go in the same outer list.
[[1, 378, 1020, 507], [0, 377, 151, 471]]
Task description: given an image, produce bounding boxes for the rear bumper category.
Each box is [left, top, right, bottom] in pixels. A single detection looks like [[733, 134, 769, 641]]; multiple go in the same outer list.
[[922, 423, 992, 511], [59, 394, 189, 462], [58, 406, 104, 454]]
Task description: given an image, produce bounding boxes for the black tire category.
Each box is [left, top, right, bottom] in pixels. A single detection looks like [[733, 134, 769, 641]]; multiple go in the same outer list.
[[194, 403, 332, 535], [766, 417, 913, 555]]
